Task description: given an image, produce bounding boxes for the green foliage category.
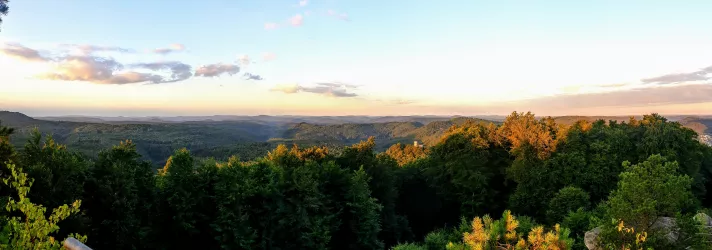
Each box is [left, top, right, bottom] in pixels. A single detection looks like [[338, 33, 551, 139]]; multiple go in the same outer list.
[[82, 140, 156, 249], [423, 122, 511, 220], [155, 148, 213, 249], [457, 210, 574, 250], [0, 161, 86, 249], [607, 154, 694, 232], [424, 230, 449, 250], [546, 186, 590, 224], [20, 129, 90, 238], [561, 208, 593, 250], [1, 111, 711, 250], [347, 168, 385, 249], [338, 137, 412, 247], [598, 219, 652, 250], [0, 0, 7, 30], [392, 242, 427, 250]]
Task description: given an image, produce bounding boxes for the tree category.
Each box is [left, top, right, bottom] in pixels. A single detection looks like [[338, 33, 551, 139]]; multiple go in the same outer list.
[[385, 143, 428, 166], [0, 121, 13, 142], [0, 0, 8, 31], [0, 161, 87, 249], [155, 148, 206, 249], [337, 137, 411, 247], [546, 186, 590, 224], [345, 168, 384, 250], [82, 140, 156, 249], [424, 123, 512, 220], [607, 154, 694, 232], [460, 210, 574, 250], [20, 130, 90, 239]]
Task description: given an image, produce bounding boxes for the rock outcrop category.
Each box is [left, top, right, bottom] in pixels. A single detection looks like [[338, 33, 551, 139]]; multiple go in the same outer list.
[[584, 226, 602, 250]]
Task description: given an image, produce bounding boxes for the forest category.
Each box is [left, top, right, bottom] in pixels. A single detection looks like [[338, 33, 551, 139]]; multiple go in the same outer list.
[[1, 112, 712, 249]]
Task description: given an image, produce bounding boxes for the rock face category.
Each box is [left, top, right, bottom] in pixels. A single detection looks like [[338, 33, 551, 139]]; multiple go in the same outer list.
[[584, 226, 602, 250], [650, 217, 678, 243]]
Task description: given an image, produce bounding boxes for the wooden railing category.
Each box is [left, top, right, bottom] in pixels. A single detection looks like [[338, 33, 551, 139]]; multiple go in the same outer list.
[[63, 237, 92, 250]]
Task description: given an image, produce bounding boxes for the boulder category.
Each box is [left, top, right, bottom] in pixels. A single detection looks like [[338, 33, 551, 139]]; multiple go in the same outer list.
[[650, 217, 678, 243], [584, 226, 602, 250]]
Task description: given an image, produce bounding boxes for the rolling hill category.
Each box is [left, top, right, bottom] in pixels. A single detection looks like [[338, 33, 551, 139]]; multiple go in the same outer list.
[[3, 110, 709, 166], [276, 117, 498, 150], [1, 111, 279, 165]]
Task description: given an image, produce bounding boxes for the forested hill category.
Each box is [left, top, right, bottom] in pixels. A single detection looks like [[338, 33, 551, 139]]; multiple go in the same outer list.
[[0, 111, 498, 165], [0, 111, 280, 165], [2, 111, 711, 166], [679, 116, 712, 135], [2, 111, 712, 249], [277, 117, 496, 149]]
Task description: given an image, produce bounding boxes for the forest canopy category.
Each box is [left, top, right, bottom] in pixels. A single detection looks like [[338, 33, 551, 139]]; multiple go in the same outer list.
[[1, 112, 712, 249]]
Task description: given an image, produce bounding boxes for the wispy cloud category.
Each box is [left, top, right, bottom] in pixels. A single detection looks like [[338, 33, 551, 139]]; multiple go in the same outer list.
[[243, 73, 263, 81], [60, 44, 135, 55], [327, 10, 350, 21], [194, 63, 240, 77], [262, 52, 276, 62], [238, 54, 252, 66], [299, 0, 308, 7], [153, 44, 186, 55], [520, 83, 712, 110], [0, 43, 49, 62], [289, 14, 304, 26], [641, 65, 712, 85], [129, 62, 193, 83], [271, 84, 301, 94], [271, 82, 358, 97], [314, 81, 359, 89], [264, 22, 279, 30], [391, 99, 416, 105]]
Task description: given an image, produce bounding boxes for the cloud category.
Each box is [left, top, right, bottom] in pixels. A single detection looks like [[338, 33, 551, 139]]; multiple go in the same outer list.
[[271, 82, 358, 97], [327, 10, 349, 21], [238, 54, 251, 66], [515, 83, 712, 111], [60, 44, 135, 55], [299, 0, 308, 7], [641, 66, 712, 84], [0, 43, 49, 62], [262, 52, 276, 62], [264, 22, 278, 30], [289, 14, 304, 26], [36, 55, 166, 84], [314, 81, 359, 89], [130, 62, 193, 83], [391, 99, 416, 105], [243, 73, 263, 81], [5, 43, 250, 84], [194, 63, 240, 77], [596, 83, 629, 88], [271, 84, 301, 94], [153, 44, 185, 55]]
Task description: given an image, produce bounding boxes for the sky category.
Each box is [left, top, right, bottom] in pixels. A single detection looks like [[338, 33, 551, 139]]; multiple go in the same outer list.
[[1, 0, 712, 117]]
